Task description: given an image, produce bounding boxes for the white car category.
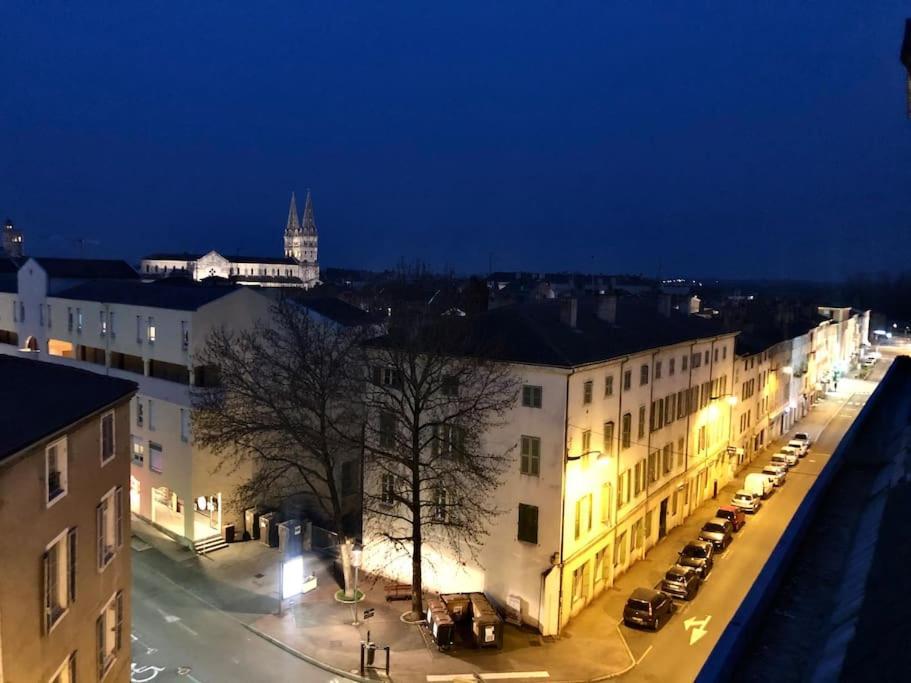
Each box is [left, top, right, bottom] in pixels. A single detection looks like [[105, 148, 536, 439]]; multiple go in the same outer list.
[[787, 439, 808, 457], [863, 357, 876, 368], [779, 446, 801, 465], [762, 463, 787, 486], [793, 432, 812, 448], [771, 452, 797, 469], [731, 489, 761, 514]]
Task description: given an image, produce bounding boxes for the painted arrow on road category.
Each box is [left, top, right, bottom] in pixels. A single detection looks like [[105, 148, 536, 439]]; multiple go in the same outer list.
[[684, 615, 712, 645]]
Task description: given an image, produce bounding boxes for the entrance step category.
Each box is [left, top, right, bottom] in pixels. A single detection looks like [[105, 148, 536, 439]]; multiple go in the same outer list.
[[193, 534, 228, 554]]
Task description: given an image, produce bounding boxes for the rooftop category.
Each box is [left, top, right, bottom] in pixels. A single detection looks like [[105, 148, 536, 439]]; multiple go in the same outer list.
[[0, 356, 136, 462], [142, 252, 203, 261], [53, 279, 244, 310], [29, 257, 139, 280], [297, 296, 377, 327]]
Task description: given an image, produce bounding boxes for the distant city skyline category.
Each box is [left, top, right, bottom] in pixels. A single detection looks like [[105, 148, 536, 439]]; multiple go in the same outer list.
[[1, 2, 909, 281]]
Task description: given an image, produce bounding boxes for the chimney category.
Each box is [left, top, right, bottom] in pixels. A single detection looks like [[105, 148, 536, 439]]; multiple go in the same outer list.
[[596, 294, 618, 324], [657, 293, 672, 317], [560, 297, 578, 328]]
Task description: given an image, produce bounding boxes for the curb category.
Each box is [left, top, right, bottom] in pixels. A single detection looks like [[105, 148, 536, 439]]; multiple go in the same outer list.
[[241, 621, 375, 683]]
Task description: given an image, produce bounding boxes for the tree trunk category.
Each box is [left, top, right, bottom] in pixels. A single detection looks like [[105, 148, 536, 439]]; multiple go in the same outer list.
[[411, 528, 423, 618], [340, 539, 354, 599]]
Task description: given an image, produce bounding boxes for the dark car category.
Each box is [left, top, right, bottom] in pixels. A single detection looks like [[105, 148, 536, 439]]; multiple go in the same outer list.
[[661, 565, 703, 601], [715, 505, 746, 532], [677, 540, 715, 578], [699, 518, 734, 551], [623, 587, 674, 630]]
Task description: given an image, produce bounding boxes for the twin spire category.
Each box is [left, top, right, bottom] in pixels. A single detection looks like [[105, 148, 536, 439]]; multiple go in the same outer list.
[[285, 190, 317, 236]]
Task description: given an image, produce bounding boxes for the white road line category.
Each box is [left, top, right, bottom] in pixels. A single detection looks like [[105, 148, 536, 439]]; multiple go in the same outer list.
[[426, 674, 550, 682], [636, 645, 654, 664], [176, 620, 199, 637]]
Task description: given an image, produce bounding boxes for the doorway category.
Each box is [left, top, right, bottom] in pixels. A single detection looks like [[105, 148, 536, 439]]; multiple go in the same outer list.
[[658, 497, 668, 538]]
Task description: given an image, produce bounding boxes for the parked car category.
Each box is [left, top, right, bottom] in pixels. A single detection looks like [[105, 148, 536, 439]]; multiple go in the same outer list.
[[732, 489, 762, 514], [623, 587, 674, 630], [745, 472, 774, 499], [677, 540, 715, 578], [863, 357, 876, 368], [699, 517, 734, 550], [771, 451, 797, 469], [715, 505, 746, 531], [661, 565, 703, 601], [787, 439, 809, 457], [762, 463, 788, 486], [793, 432, 812, 448], [780, 446, 801, 463]]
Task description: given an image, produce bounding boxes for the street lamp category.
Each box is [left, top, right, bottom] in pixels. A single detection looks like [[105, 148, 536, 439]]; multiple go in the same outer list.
[[351, 547, 363, 626]]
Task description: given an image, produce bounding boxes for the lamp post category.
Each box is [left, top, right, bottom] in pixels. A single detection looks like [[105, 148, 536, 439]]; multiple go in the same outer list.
[[351, 547, 363, 626]]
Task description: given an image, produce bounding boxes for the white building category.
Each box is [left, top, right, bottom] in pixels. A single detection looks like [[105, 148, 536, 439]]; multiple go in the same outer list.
[[363, 296, 741, 634], [0, 257, 273, 549], [139, 191, 320, 288], [1, 218, 24, 258]]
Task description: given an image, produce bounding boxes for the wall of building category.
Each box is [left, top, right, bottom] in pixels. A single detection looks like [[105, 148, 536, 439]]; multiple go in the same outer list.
[[0, 396, 132, 683]]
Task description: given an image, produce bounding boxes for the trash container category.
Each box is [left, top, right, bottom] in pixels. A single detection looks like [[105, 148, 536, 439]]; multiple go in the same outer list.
[[278, 519, 302, 558], [223, 523, 235, 544], [430, 609, 455, 651], [469, 593, 503, 649], [441, 593, 470, 622], [244, 507, 261, 541], [425, 596, 446, 624], [259, 512, 278, 547]]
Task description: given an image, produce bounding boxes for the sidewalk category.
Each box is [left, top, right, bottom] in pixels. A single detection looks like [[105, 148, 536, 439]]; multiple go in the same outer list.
[[132, 385, 858, 683]]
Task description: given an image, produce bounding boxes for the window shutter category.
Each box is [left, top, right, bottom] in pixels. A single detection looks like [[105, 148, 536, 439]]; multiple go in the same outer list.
[[96, 503, 104, 569], [115, 487, 124, 548], [96, 614, 104, 677], [68, 527, 77, 603], [371, 366, 381, 385], [115, 591, 124, 652], [43, 550, 51, 633]]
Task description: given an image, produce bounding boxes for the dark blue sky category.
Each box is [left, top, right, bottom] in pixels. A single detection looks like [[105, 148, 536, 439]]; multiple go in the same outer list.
[[2, 1, 909, 279]]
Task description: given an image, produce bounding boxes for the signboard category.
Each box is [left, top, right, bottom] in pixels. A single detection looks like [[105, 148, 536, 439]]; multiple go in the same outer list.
[[281, 556, 304, 600]]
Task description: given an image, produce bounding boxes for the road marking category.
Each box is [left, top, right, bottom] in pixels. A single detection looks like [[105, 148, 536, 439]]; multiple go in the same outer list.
[[176, 621, 199, 637], [131, 664, 165, 683], [723, 548, 735, 560], [426, 674, 550, 681], [684, 615, 712, 645], [636, 645, 653, 664]]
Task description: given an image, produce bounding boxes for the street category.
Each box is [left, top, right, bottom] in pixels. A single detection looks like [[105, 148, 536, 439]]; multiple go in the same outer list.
[[614, 357, 890, 682], [131, 545, 352, 683]]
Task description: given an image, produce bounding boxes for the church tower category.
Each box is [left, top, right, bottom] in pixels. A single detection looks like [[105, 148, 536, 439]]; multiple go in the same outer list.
[[282, 191, 319, 284], [283, 192, 302, 258]]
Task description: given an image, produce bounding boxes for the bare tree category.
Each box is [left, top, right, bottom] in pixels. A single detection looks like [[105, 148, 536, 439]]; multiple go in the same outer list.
[[191, 297, 366, 564], [361, 317, 520, 618]]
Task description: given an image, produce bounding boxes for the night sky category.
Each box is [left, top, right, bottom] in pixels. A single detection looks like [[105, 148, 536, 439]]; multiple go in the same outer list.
[[2, 1, 909, 280]]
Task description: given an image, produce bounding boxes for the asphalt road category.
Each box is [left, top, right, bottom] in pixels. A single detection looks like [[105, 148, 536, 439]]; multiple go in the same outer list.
[[616, 359, 890, 682], [131, 547, 351, 683]]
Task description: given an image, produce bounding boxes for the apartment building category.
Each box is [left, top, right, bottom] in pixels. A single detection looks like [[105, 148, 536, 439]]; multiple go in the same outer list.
[[0, 356, 135, 683], [0, 257, 273, 548], [363, 296, 739, 635]]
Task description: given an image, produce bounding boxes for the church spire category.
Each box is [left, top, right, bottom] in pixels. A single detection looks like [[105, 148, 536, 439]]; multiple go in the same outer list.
[[301, 189, 317, 235], [286, 192, 300, 233]]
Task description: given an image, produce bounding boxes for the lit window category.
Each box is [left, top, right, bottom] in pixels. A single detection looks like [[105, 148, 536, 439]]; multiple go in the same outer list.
[[96, 591, 124, 678], [46, 437, 68, 506], [100, 310, 107, 336], [100, 411, 115, 465], [381, 473, 395, 505], [97, 486, 124, 570], [433, 488, 448, 522], [44, 528, 77, 632], [147, 317, 156, 343], [76, 308, 83, 333], [131, 436, 144, 466]]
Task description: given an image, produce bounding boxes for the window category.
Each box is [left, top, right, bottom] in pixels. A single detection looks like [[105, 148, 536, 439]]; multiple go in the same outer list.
[[76, 308, 83, 333], [100, 411, 115, 465], [433, 424, 465, 460], [655, 360, 662, 379], [663, 444, 673, 474], [380, 473, 395, 505], [379, 412, 395, 448], [601, 483, 612, 525], [108, 311, 115, 338], [595, 548, 607, 583], [136, 315, 142, 343], [618, 469, 630, 507], [623, 369, 631, 391], [441, 375, 459, 397], [581, 429, 591, 455], [574, 493, 592, 540], [647, 450, 658, 483], [714, 348, 719, 363], [131, 436, 144, 466], [181, 320, 190, 350], [634, 461, 644, 495], [583, 380, 593, 405], [517, 503, 539, 544], [704, 350, 710, 364], [68, 307, 73, 332], [46, 437, 68, 506], [180, 408, 190, 442], [147, 316, 156, 343], [100, 310, 107, 336], [640, 364, 649, 386], [637, 405, 646, 439], [149, 442, 163, 473], [433, 487, 448, 522], [520, 435, 541, 476], [698, 425, 706, 452], [44, 528, 77, 633], [148, 399, 155, 431], [49, 652, 77, 683], [20, 301, 25, 322], [669, 357, 675, 375], [136, 398, 144, 427], [645, 509, 654, 539], [372, 366, 401, 388], [692, 352, 701, 368], [614, 531, 627, 566], [682, 354, 688, 371], [621, 413, 632, 449], [96, 591, 124, 679], [603, 421, 615, 455], [97, 486, 123, 570], [723, 346, 728, 360], [521, 385, 542, 408], [678, 437, 685, 467], [631, 518, 644, 550], [605, 375, 614, 397]]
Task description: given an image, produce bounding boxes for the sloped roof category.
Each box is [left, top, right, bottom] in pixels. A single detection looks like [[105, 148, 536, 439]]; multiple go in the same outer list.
[[30, 257, 138, 279], [142, 252, 203, 261], [0, 356, 136, 462], [230, 255, 299, 265], [53, 279, 243, 311], [299, 297, 376, 327]]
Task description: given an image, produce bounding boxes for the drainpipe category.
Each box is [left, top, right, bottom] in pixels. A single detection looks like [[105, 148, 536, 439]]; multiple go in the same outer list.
[[555, 366, 574, 634]]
